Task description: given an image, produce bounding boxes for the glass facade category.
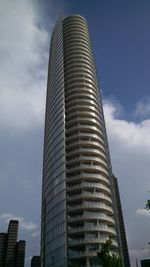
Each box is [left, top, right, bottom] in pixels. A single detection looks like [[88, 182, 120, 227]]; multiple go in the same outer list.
[[41, 18, 67, 267]]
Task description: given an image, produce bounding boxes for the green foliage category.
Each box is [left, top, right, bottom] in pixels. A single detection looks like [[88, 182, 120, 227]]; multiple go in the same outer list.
[[145, 199, 150, 210], [97, 239, 123, 267]]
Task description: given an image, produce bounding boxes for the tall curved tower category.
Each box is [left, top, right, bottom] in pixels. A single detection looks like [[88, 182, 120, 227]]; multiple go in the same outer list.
[[41, 15, 129, 267]]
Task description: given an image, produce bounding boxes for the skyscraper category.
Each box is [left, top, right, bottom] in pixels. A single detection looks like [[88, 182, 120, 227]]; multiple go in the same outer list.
[[41, 15, 129, 267]]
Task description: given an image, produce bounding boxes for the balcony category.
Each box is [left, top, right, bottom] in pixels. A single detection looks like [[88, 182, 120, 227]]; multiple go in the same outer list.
[[68, 237, 118, 247], [67, 181, 111, 195], [67, 201, 113, 214], [67, 173, 110, 186], [67, 155, 107, 168], [68, 250, 96, 259], [67, 212, 115, 224], [67, 164, 109, 177], [67, 140, 105, 152], [67, 147, 106, 160], [66, 132, 104, 146], [67, 192, 112, 204], [68, 225, 116, 235], [66, 123, 102, 136]]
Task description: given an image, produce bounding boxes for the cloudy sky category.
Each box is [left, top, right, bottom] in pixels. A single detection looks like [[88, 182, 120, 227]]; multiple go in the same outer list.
[[0, 0, 150, 266]]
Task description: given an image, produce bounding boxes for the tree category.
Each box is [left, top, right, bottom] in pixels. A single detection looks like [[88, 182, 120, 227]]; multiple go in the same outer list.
[[97, 239, 123, 267], [145, 199, 150, 210]]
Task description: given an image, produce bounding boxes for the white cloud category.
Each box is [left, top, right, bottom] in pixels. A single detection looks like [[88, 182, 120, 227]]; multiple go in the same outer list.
[[135, 98, 150, 119], [0, 0, 51, 132], [104, 100, 150, 151], [103, 99, 150, 205], [136, 208, 150, 217], [0, 213, 38, 232], [103, 99, 150, 266]]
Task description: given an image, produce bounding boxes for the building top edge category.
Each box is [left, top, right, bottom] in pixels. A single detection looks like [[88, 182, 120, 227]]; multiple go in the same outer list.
[[9, 220, 19, 223], [63, 14, 86, 22], [0, 232, 7, 235]]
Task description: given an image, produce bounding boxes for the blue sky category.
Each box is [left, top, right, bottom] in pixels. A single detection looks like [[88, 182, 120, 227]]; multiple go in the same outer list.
[[0, 1, 150, 266]]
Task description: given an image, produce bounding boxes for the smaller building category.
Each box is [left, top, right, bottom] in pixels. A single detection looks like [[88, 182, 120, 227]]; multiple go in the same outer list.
[[5, 220, 18, 267], [16, 240, 26, 267], [0, 233, 7, 266], [141, 259, 150, 267], [31, 256, 40, 267], [0, 220, 26, 267]]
